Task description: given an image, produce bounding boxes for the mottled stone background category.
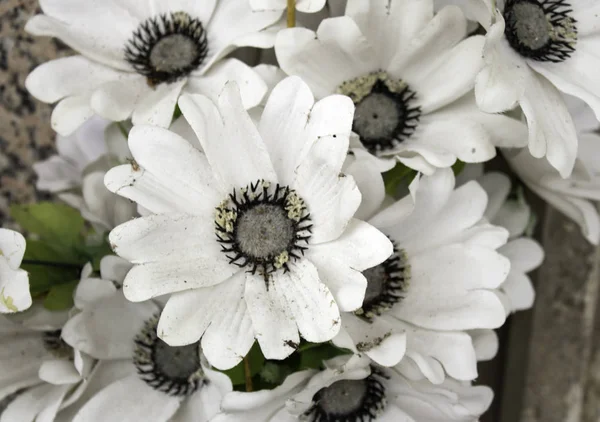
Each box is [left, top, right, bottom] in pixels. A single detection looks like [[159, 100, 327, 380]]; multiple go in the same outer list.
[[2, 1, 600, 421]]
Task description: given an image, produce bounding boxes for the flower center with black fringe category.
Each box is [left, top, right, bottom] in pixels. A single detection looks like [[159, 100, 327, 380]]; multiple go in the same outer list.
[[133, 316, 205, 397], [337, 71, 421, 155], [125, 11, 209, 86], [215, 180, 312, 278], [503, 0, 577, 62], [355, 242, 410, 320], [303, 372, 387, 421]]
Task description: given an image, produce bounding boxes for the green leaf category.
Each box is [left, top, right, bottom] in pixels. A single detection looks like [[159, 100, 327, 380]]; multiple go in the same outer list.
[[258, 361, 293, 385], [43, 280, 78, 311], [383, 163, 416, 197], [298, 343, 351, 371], [11, 203, 85, 251], [221, 342, 265, 386], [451, 159, 466, 176]]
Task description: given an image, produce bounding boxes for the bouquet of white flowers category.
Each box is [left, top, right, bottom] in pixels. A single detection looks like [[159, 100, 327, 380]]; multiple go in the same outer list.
[[2, 0, 599, 420]]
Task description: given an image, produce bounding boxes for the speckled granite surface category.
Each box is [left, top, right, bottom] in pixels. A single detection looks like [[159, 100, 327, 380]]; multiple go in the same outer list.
[[0, 0, 70, 226]]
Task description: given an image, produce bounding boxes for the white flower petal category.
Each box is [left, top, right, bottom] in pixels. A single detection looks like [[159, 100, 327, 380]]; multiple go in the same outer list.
[[105, 124, 220, 215], [346, 0, 433, 69], [275, 19, 375, 98], [25, 13, 132, 70], [274, 260, 340, 343], [150, 0, 217, 23], [475, 19, 529, 113], [470, 329, 499, 361], [38, 360, 81, 385], [131, 79, 186, 127], [186, 58, 267, 110], [2, 384, 69, 422], [73, 277, 117, 310], [477, 172, 511, 222], [501, 271, 535, 312], [308, 219, 393, 311], [293, 152, 361, 244], [393, 244, 509, 330], [170, 379, 227, 422], [90, 77, 146, 122], [25, 56, 123, 104], [388, 5, 467, 80], [411, 35, 484, 114], [0, 229, 25, 269], [158, 271, 247, 350], [72, 376, 180, 422], [179, 84, 277, 190], [63, 292, 158, 360], [0, 263, 31, 314], [520, 73, 578, 178], [51, 95, 94, 136], [343, 153, 386, 221], [498, 238, 544, 273], [245, 273, 299, 360], [530, 41, 600, 124]]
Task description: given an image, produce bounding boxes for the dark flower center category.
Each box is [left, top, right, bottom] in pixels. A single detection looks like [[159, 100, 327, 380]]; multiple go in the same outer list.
[[304, 372, 387, 421], [355, 242, 410, 320], [503, 0, 577, 62], [215, 180, 312, 278], [133, 316, 204, 397], [43, 330, 74, 360], [337, 71, 421, 155], [125, 11, 209, 86]]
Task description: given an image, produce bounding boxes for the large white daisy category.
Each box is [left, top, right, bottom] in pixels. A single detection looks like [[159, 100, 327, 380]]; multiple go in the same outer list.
[[25, 0, 282, 135], [0, 229, 31, 314], [58, 256, 230, 422], [0, 303, 93, 422], [213, 355, 493, 421], [474, 0, 600, 178], [333, 164, 510, 383], [104, 77, 392, 369], [275, 0, 528, 174]]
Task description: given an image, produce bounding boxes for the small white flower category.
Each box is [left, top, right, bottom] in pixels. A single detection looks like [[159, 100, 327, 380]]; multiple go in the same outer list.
[[213, 355, 493, 421], [474, 0, 600, 178], [33, 116, 111, 193], [104, 77, 392, 370], [0, 303, 93, 422], [0, 229, 31, 314], [25, 0, 282, 135], [275, 0, 528, 174], [336, 163, 509, 383], [250, 0, 327, 13], [59, 256, 230, 422]]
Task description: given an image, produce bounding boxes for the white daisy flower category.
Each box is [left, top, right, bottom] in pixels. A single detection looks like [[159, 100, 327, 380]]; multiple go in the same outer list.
[[213, 355, 493, 421], [58, 256, 231, 422], [474, 0, 600, 178], [477, 171, 544, 313], [104, 77, 392, 369], [275, 0, 528, 174], [250, 0, 327, 13], [0, 302, 93, 422], [25, 0, 282, 135], [0, 229, 31, 314], [334, 164, 509, 383]]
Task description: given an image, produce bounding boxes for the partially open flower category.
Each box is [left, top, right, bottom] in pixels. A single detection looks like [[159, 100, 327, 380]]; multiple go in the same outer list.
[[0, 229, 31, 314]]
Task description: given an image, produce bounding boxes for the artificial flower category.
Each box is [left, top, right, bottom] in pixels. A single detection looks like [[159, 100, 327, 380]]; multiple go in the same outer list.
[[0, 229, 31, 314], [0, 302, 93, 422], [25, 0, 282, 135], [104, 77, 392, 369], [475, 0, 600, 178], [275, 0, 527, 174], [213, 355, 493, 421], [334, 163, 509, 383], [58, 256, 230, 422]]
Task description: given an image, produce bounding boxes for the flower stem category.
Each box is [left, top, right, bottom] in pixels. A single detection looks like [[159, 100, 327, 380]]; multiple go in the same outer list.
[[21, 259, 81, 270], [287, 0, 296, 28], [243, 355, 254, 392]]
